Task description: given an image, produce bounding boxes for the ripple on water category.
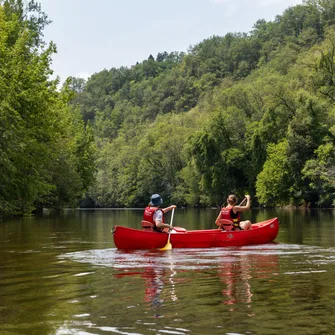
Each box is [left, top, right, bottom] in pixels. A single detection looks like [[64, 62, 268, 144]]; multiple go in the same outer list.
[[58, 243, 335, 272]]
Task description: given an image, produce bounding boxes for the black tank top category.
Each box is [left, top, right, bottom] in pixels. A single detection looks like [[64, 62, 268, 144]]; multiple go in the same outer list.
[[230, 208, 239, 220]]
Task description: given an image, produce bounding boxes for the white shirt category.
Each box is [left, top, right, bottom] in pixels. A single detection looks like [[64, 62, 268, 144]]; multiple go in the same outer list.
[[153, 209, 163, 223]]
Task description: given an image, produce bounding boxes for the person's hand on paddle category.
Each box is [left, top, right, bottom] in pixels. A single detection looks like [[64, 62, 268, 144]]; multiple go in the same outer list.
[[167, 206, 176, 230], [162, 205, 177, 213]]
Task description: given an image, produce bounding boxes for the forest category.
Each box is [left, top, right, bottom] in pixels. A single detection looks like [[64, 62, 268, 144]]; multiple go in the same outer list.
[[0, 0, 334, 216]]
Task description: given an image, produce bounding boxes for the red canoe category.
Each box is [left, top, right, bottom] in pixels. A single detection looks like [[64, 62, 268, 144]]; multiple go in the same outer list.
[[112, 217, 279, 249]]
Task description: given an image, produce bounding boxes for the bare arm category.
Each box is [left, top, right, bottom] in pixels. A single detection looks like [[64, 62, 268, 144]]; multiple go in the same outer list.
[[162, 205, 176, 214], [156, 206, 176, 229], [215, 211, 222, 225], [156, 221, 173, 229]]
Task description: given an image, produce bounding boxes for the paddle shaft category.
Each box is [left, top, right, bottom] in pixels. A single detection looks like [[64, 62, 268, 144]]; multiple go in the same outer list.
[[167, 208, 175, 242], [239, 197, 247, 206], [159, 208, 175, 250]]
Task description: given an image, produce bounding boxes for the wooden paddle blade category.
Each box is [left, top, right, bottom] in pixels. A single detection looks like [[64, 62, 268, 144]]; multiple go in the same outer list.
[[159, 208, 175, 251], [159, 241, 172, 251]]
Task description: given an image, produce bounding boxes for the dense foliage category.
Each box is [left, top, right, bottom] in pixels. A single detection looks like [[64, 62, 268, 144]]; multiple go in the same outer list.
[[71, 0, 334, 208], [1, 0, 335, 215], [0, 0, 96, 216]]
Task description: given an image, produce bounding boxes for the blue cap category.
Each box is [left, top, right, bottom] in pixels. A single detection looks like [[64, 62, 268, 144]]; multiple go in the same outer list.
[[149, 194, 163, 206]]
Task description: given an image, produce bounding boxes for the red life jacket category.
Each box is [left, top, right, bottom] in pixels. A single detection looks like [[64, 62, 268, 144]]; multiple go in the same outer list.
[[143, 206, 165, 231], [220, 206, 241, 228]]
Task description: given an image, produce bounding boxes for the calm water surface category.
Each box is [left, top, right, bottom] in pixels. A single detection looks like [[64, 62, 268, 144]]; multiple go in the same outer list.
[[1, 208, 335, 335]]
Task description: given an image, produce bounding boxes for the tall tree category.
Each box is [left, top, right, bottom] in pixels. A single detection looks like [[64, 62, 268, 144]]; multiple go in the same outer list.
[[256, 140, 294, 205], [0, 1, 96, 215]]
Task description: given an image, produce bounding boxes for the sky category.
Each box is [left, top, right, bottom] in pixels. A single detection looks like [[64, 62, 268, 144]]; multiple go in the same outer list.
[[39, 0, 304, 83]]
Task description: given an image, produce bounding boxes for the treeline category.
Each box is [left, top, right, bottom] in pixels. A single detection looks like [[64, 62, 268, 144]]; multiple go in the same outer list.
[[72, 0, 334, 208], [1, 1, 334, 217], [0, 0, 95, 216]]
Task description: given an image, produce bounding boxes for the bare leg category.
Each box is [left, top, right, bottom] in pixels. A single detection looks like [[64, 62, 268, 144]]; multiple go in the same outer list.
[[240, 220, 252, 230]]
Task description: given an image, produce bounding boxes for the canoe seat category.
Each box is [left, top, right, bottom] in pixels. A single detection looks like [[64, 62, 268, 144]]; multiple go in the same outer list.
[[218, 219, 234, 231]]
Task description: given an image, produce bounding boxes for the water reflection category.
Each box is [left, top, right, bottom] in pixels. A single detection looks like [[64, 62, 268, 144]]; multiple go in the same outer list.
[[143, 266, 165, 309], [112, 251, 179, 318], [219, 254, 253, 305], [54, 242, 335, 335], [218, 249, 279, 306], [2, 209, 335, 335], [62, 245, 281, 318]]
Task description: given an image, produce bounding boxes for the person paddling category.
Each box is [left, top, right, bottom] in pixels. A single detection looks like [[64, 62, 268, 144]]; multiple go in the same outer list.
[[143, 194, 176, 232], [216, 194, 252, 230]]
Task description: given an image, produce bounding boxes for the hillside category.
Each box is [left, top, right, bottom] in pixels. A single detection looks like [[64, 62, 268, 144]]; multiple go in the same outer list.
[[70, 0, 334, 208], [1, 0, 334, 217]]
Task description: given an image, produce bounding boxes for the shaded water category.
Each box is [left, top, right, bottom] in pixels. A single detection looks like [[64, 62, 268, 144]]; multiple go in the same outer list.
[[0, 208, 335, 335]]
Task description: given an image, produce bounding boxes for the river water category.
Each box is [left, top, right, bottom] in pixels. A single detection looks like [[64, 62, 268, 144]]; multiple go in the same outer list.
[[0, 208, 335, 335]]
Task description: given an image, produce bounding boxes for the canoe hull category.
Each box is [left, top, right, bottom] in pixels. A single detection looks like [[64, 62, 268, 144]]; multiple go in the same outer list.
[[112, 217, 279, 249]]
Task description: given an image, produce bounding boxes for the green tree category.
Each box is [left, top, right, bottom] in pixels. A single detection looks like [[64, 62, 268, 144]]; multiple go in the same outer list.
[[256, 140, 293, 205], [302, 142, 335, 207], [0, 1, 96, 215], [187, 111, 249, 205], [286, 91, 330, 204]]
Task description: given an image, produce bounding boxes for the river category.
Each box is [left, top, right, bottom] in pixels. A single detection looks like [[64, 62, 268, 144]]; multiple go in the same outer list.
[[0, 208, 334, 335]]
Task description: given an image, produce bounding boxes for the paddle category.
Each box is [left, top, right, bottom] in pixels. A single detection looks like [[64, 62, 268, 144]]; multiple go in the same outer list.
[[239, 197, 247, 206], [159, 208, 175, 251]]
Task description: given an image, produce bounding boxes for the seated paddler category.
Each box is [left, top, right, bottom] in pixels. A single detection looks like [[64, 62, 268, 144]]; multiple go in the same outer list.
[[215, 194, 252, 231], [143, 194, 176, 232]]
